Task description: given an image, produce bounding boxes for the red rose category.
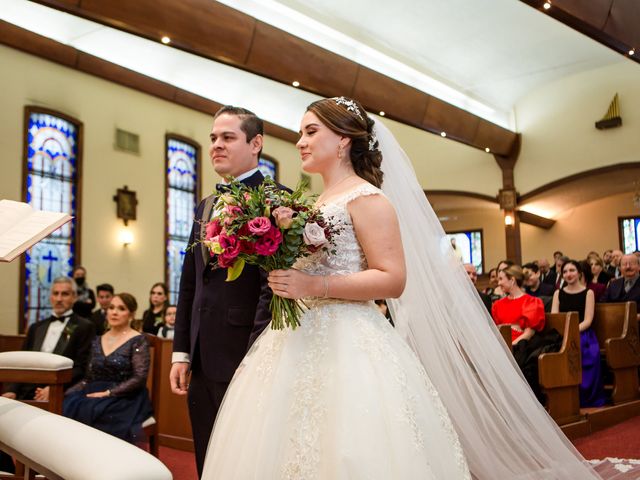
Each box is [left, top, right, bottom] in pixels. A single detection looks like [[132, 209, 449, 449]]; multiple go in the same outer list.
[[255, 226, 283, 256], [205, 220, 222, 240], [217, 232, 241, 267]]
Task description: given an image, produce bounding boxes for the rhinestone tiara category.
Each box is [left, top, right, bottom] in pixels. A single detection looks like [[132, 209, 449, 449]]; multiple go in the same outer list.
[[333, 96, 363, 120]]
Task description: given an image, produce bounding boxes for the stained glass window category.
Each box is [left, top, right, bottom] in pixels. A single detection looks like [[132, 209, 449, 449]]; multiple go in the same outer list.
[[620, 217, 640, 254], [446, 230, 484, 274], [166, 136, 200, 304], [23, 108, 81, 329], [258, 155, 278, 181]]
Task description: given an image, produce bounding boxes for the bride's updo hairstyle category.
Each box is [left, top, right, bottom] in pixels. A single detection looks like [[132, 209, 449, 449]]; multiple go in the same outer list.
[[306, 97, 383, 188]]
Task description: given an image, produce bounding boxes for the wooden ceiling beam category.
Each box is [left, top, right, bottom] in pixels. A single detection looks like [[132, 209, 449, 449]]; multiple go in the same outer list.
[[29, 0, 517, 154]]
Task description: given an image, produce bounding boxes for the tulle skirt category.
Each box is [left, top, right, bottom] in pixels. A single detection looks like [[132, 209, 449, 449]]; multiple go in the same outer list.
[[202, 300, 470, 480]]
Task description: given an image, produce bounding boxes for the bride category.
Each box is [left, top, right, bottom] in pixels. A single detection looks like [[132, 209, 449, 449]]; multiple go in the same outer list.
[[202, 97, 615, 479]]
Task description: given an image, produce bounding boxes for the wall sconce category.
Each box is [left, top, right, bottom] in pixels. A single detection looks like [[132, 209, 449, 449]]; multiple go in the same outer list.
[[119, 226, 134, 247], [504, 214, 514, 226]]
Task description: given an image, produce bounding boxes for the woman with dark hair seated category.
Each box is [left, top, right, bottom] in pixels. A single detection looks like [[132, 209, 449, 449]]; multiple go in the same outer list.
[[581, 259, 606, 302], [491, 265, 553, 402], [142, 282, 169, 334], [63, 293, 153, 442], [552, 260, 606, 407]]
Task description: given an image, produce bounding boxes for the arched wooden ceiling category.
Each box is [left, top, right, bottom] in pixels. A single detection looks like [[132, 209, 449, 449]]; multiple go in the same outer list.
[[29, 0, 518, 155], [521, 0, 640, 63]]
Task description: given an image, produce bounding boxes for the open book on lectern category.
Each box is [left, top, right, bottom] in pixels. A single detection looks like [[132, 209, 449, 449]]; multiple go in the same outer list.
[[0, 200, 73, 263]]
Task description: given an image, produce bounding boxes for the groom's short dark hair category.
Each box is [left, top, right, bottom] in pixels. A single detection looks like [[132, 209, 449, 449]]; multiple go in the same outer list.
[[214, 105, 264, 144]]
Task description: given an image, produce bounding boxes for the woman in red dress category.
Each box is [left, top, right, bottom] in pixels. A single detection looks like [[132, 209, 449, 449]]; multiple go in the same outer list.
[[491, 265, 549, 402], [491, 265, 545, 345]]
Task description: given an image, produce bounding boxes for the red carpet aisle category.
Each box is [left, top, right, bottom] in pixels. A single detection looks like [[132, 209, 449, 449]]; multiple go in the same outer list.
[[158, 416, 640, 480]]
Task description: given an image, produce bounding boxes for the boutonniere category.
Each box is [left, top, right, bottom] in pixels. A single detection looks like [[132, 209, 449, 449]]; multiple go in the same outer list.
[[63, 323, 78, 340]]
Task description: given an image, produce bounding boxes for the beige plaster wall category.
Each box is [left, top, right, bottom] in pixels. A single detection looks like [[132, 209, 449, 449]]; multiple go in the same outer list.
[[521, 191, 634, 263], [515, 60, 640, 194]]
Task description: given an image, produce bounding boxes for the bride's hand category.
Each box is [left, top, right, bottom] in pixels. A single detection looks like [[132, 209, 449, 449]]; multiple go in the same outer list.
[[268, 269, 321, 299]]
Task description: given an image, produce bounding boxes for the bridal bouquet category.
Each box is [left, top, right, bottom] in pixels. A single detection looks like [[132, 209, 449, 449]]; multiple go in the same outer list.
[[202, 178, 338, 330]]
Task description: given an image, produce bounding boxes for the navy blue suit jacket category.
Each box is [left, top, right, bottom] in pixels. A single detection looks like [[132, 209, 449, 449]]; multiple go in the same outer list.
[[173, 171, 287, 382], [601, 276, 640, 308]]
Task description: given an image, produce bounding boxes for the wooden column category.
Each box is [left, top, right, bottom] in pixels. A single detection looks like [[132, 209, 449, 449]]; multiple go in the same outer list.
[[495, 134, 522, 264]]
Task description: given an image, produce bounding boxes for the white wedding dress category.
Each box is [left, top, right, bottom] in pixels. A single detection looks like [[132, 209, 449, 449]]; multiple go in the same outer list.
[[202, 183, 471, 480]]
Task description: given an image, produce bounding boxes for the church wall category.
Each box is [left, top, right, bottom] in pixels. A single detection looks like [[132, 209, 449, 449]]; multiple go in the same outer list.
[[515, 60, 640, 194], [520, 191, 634, 263], [0, 45, 305, 333]]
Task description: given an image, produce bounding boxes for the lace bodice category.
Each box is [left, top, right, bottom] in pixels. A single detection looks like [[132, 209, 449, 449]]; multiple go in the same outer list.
[[295, 183, 383, 277]]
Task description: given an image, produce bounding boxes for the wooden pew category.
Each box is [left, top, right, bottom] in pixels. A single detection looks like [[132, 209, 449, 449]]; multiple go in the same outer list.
[[538, 312, 582, 425], [593, 302, 640, 404], [497, 313, 582, 425]]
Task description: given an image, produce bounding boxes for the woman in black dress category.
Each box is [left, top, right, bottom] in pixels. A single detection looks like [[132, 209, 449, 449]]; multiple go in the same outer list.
[[141, 282, 169, 334]]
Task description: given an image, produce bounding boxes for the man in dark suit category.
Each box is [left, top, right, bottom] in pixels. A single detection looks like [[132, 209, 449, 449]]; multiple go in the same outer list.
[[170, 106, 284, 477], [602, 254, 640, 320], [463, 264, 493, 313], [538, 258, 557, 287], [605, 249, 623, 278], [90, 283, 114, 335], [1, 276, 95, 401]]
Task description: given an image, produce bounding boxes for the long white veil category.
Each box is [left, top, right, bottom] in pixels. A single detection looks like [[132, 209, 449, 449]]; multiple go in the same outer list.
[[375, 118, 613, 479]]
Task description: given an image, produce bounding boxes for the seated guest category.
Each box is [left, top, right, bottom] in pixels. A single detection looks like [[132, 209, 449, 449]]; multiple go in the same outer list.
[[602, 254, 640, 320], [602, 249, 613, 271], [522, 263, 555, 298], [142, 282, 169, 335], [1, 277, 95, 401], [551, 261, 605, 407], [491, 265, 548, 402], [538, 258, 556, 287], [158, 305, 177, 339], [463, 263, 492, 312], [482, 268, 498, 297], [589, 257, 611, 286], [581, 260, 606, 301], [553, 256, 569, 290], [72, 266, 96, 318], [490, 260, 514, 300], [606, 249, 623, 278], [90, 283, 114, 335], [63, 293, 153, 443]]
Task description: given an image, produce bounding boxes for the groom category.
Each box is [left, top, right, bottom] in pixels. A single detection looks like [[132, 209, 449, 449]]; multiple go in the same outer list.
[[171, 106, 279, 477]]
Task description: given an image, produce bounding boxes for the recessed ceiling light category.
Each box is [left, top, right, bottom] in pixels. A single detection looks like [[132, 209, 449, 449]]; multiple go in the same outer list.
[[161, 36, 171, 44], [440, 132, 447, 137], [629, 49, 636, 56], [292, 80, 300, 87], [543, 2, 551, 10], [485, 147, 491, 153], [379, 111, 385, 116]]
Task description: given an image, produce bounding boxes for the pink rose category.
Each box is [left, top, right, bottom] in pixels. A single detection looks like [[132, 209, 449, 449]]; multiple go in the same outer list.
[[217, 232, 241, 267], [303, 222, 328, 247], [205, 220, 222, 240], [247, 216, 272, 235], [272, 207, 295, 229], [255, 226, 283, 256]]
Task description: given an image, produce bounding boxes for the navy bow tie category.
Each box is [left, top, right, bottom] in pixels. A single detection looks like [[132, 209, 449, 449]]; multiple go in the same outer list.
[[215, 183, 231, 193]]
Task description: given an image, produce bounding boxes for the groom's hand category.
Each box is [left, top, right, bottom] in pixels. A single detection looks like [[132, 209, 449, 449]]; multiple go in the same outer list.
[[170, 362, 190, 395]]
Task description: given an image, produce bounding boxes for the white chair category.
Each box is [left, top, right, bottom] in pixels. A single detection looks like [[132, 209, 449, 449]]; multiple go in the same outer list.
[[0, 397, 172, 480]]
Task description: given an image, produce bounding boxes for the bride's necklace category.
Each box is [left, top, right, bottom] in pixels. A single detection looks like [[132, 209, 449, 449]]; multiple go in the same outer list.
[[318, 173, 357, 204]]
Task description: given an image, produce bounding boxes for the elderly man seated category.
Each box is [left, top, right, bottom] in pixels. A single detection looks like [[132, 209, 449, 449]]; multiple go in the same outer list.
[[463, 263, 493, 313], [602, 254, 640, 320], [2, 277, 95, 402]]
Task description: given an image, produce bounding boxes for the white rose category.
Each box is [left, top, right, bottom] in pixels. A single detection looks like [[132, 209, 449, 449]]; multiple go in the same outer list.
[[303, 222, 328, 247]]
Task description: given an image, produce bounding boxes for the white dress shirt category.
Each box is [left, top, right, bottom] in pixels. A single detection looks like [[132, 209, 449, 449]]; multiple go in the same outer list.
[[41, 309, 73, 353]]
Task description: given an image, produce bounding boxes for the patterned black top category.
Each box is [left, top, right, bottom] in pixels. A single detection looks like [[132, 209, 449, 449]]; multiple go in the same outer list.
[[67, 335, 150, 397]]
